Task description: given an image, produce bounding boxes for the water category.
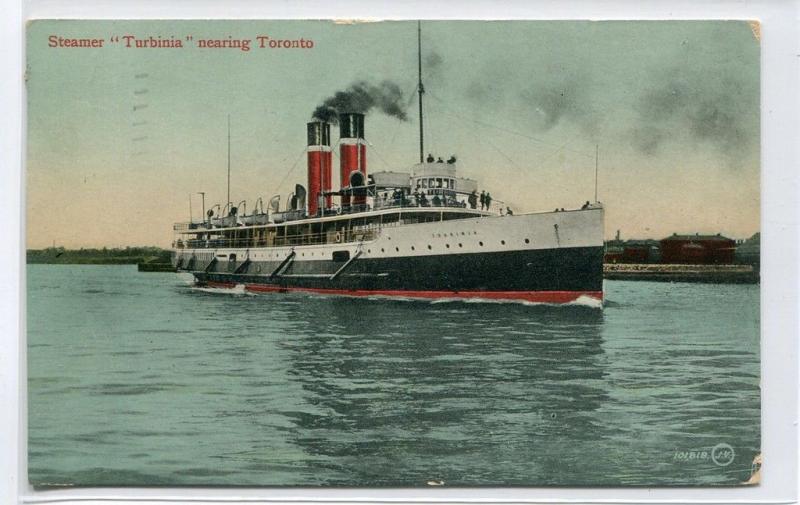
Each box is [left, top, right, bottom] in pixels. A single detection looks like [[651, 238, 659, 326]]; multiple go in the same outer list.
[[27, 265, 760, 487]]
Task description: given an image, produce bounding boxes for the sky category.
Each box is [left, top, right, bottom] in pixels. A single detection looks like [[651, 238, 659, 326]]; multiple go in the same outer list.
[[26, 20, 760, 248]]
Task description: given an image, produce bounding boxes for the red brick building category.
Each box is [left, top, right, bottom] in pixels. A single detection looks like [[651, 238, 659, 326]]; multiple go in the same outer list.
[[604, 239, 661, 264], [660, 233, 736, 264]]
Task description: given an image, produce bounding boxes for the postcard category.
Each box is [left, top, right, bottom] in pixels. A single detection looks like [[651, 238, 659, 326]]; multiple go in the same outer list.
[[26, 19, 760, 487]]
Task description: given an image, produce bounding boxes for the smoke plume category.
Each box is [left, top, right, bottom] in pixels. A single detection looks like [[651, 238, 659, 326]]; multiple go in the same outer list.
[[519, 80, 598, 135], [633, 71, 753, 157], [312, 80, 409, 124]]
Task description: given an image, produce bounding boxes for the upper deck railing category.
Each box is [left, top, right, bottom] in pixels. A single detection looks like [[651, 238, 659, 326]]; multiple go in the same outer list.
[[174, 196, 507, 232], [173, 228, 380, 250]]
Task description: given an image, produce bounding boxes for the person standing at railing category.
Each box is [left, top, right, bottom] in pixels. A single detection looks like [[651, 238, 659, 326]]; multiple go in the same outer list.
[[485, 192, 492, 211], [480, 191, 486, 210], [468, 190, 477, 209]]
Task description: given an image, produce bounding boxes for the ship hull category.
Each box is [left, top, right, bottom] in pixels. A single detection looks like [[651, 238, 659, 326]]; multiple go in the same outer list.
[[175, 208, 605, 305]]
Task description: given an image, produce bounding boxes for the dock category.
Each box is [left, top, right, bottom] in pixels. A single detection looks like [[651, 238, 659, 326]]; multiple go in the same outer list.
[[137, 262, 177, 272], [604, 263, 759, 284]]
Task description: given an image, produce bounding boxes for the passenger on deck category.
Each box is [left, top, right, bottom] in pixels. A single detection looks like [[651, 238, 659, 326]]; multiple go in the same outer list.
[[468, 190, 478, 209], [506, 207, 513, 216], [447, 155, 457, 164], [479, 191, 486, 210], [485, 192, 493, 210], [581, 200, 590, 209], [437, 157, 444, 163], [418, 192, 428, 207], [426, 153, 434, 163], [432, 195, 441, 206]]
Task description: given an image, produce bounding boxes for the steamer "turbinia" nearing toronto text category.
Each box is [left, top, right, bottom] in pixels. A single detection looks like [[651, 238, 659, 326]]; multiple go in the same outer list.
[[171, 24, 604, 305]]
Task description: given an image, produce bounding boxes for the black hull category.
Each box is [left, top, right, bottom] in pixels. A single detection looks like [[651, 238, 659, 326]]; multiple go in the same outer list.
[[191, 246, 603, 299]]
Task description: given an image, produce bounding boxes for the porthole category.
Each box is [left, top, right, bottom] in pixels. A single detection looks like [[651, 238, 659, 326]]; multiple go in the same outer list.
[[479, 241, 484, 246], [458, 243, 463, 248], [368, 249, 371, 253], [411, 246, 415, 251], [524, 238, 530, 244], [381, 248, 385, 253], [427, 245, 432, 250], [395, 247, 399, 252], [501, 240, 506, 245], [445, 244, 450, 248]]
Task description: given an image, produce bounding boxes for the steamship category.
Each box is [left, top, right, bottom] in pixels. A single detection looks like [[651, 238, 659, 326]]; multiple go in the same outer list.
[[171, 26, 604, 305]]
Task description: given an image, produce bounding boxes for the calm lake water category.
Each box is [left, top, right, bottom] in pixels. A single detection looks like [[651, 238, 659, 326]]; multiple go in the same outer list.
[[27, 265, 760, 487]]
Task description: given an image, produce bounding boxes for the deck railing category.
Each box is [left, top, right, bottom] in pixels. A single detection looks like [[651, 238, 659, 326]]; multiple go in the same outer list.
[[173, 196, 508, 232], [174, 228, 379, 250]]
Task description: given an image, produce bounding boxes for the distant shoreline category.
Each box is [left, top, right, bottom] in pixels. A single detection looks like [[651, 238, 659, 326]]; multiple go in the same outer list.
[[27, 247, 171, 265]]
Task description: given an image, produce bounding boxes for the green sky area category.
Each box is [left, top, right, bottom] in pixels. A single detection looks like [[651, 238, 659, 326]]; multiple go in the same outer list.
[[26, 20, 760, 248]]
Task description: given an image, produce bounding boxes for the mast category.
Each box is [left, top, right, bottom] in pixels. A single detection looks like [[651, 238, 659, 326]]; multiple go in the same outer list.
[[594, 144, 599, 202], [227, 114, 231, 210], [417, 20, 425, 164]]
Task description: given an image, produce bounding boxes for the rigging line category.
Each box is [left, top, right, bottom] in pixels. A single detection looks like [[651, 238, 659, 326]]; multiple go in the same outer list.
[[274, 146, 309, 194], [389, 82, 420, 148], [481, 135, 526, 173], [425, 97, 436, 157], [433, 104, 526, 173], [364, 140, 393, 171], [427, 91, 594, 159], [529, 140, 573, 171]]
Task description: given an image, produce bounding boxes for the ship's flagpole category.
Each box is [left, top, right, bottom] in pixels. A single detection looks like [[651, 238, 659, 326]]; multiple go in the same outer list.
[[418, 20, 425, 164], [227, 114, 232, 211], [594, 144, 599, 202]]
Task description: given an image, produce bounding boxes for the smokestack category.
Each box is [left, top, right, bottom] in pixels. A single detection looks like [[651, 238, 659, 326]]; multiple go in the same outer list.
[[307, 121, 332, 216], [339, 112, 367, 209]]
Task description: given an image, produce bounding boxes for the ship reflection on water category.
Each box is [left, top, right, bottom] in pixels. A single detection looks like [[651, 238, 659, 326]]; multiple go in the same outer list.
[[277, 297, 609, 485]]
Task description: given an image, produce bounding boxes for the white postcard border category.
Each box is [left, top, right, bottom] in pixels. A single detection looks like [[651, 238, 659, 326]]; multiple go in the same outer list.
[[2, 1, 797, 504]]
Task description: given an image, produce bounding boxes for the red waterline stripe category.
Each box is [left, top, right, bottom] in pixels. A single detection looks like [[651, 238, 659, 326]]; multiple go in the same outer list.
[[202, 281, 602, 304]]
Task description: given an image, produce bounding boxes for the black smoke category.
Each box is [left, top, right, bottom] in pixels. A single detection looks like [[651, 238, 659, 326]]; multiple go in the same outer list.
[[312, 80, 409, 124], [519, 81, 597, 134], [463, 54, 599, 137], [633, 71, 753, 157], [424, 50, 444, 81]]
